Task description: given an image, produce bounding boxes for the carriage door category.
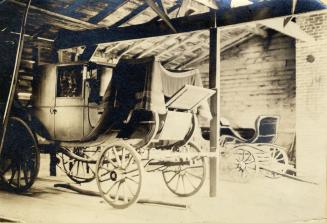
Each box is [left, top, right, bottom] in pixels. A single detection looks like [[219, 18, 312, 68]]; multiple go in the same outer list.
[[54, 65, 85, 141]]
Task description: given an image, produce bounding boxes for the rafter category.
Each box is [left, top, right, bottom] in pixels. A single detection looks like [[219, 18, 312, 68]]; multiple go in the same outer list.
[[116, 40, 146, 58], [145, 0, 176, 33], [156, 31, 204, 57], [246, 24, 268, 38], [150, 3, 180, 21], [175, 50, 208, 69], [136, 36, 173, 58], [163, 37, 209, 65], [89, 0, 129, 24], [176, 0, 193, 17], [55, 0, 324, 49], [110, 2, 150, 28], [104, 42, 125, 54], [8, 0, 99, 29], [259, 17, 315, 42], [220, 32, 254, 51]]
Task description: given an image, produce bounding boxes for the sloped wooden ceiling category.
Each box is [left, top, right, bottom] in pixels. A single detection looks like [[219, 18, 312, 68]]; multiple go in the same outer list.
[[0, 0, 270, 70], [0, 0, 325, 103], [0, 0, 326, 71]]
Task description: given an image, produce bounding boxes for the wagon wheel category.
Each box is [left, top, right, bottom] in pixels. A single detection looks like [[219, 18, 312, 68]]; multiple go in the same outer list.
[[0, 117, 40, 193], [262, 145, 289, 179], [59, 147, 99, 184], [162, 142, 206, 197], [224, 145, 258, 183], [96, 141, 143, 209]]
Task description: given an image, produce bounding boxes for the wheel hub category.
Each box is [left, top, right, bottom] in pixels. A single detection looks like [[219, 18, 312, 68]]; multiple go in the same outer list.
[[110, 171, 118, 181]]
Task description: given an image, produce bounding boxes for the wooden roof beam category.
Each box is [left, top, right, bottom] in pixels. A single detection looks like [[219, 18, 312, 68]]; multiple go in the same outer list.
[[156, 31, 204, 57], [8, 0, 99, 29], [145, 0, 176, 33], [54, 0, 326, 49], [89, 0, 129, 24], [175, 50, 208, 69], [163, 37, 209, 65], [259, 17, 315, 42], [110, 2, 150, 28], [104, 42, 125, 54], [116, 40, 146, 58], [246, 24, 268, 38], [136, 36, 173, 58]]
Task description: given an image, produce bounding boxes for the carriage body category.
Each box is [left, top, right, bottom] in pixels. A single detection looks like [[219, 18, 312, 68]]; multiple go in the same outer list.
[[219, 116, 291, 182], [31, 59, 211, 145], [32, 63, 111, 141], [1, 57, 215, 208]]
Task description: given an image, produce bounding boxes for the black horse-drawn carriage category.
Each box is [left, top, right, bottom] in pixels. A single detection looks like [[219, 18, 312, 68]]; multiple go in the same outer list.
[[0, 56, 215, 208]]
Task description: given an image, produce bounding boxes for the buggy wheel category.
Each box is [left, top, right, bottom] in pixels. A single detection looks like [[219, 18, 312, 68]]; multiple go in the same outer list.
[[162, 142, 206, 197], [0, 117, 40, 193], [224, 145, 258, 183], [262, 145, 289, 179], [60, 147, 98, 184], [96, 141, 143, 209]]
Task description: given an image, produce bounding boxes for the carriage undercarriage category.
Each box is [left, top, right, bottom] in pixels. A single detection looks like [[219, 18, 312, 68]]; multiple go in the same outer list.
[[0, 114, 207, 209], [54, 107, 207, 209], [0, 115, 294, 209], [0, 58, 294, 209]]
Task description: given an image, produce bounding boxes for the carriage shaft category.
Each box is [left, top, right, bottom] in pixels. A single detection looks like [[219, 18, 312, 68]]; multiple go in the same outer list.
[[148, 151, 219, 160], [148, 160, 190, 166]]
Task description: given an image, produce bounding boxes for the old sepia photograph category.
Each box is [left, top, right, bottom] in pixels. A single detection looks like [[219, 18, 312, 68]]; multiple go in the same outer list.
[[0, 0, 326, 222]]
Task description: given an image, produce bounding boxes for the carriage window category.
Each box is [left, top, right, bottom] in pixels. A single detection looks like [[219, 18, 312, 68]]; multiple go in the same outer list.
[[57, 66, 83, 97]]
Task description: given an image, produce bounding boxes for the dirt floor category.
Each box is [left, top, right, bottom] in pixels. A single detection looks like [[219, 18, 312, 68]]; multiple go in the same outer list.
[[0, 154, 326, 223]]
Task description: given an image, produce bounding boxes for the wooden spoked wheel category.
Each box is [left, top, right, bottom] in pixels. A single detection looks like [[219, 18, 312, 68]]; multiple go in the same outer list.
[[96, 141, 143, 209], [162, 142, 206, 197], [0, 117, 40, 193], [225, 145, 258, 183], [60, 147, 99, 184], [263, 145, 289, 179]]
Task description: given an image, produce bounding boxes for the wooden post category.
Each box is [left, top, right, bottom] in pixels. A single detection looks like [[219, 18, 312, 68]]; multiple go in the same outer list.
[[209, 27, 220, 197]]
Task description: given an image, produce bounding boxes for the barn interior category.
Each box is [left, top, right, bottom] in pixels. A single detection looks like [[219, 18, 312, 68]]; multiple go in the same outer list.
[[0, 0, 326, 223]]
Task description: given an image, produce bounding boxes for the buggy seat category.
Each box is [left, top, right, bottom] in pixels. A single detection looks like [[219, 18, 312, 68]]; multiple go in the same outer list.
[[220, 116, 279, 146]]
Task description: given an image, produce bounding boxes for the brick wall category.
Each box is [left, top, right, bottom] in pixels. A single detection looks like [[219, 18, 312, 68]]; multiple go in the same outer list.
[[200, 32, 296, 152], [198, 11, 327, 183], [196, 11, 326, 217], [296, 11, 327, 183]]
